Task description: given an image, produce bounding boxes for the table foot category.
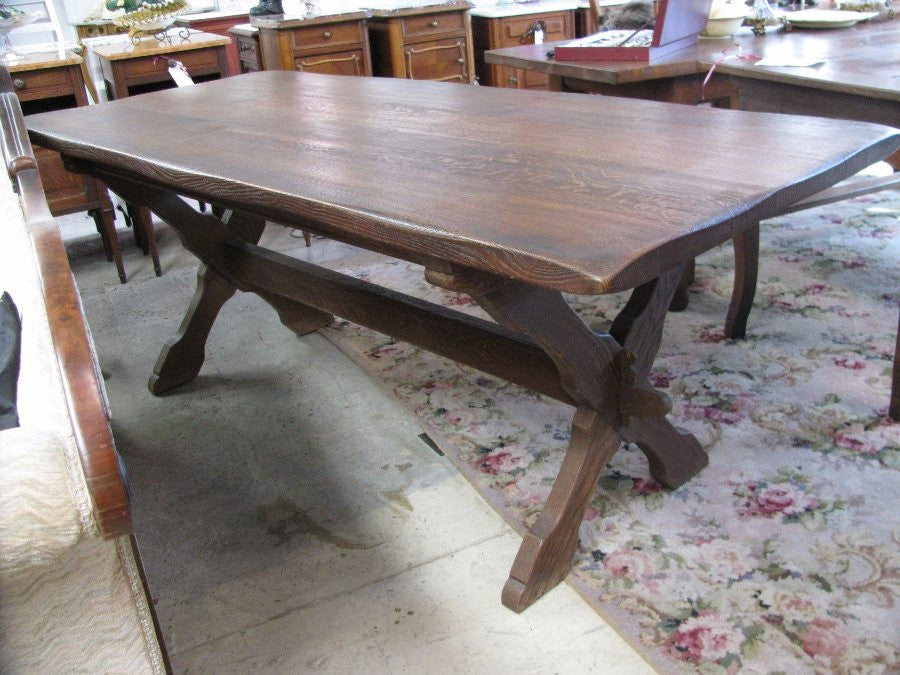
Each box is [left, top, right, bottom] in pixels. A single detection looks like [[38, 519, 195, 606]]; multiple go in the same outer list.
[[149, 264, 236, 395], [427, 262, 708, 611], [502, 408, 621, 612], [621, 416, 708, 489], [725, 225, 760, 339]]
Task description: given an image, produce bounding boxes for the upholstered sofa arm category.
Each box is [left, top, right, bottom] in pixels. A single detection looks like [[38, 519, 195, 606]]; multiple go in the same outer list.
[[0, 88, 130, 538]]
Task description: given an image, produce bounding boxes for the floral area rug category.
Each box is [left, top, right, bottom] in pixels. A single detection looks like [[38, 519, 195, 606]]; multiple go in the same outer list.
[[320, 190, 900, 673]]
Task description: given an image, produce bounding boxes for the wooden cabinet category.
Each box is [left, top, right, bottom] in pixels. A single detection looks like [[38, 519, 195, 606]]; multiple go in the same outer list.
[[93, 32, 231, 276], [9, 54, 123, 282], [471, 9, 575, 89], [230, 24, 263, 74], [368, 2, 475, 84], [255, 13, 373, 76], [94, 32, 231, 100], [175, 11, 251, 77]]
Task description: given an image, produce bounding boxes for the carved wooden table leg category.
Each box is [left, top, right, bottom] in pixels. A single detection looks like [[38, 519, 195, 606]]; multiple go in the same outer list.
[[95, 173, 333, 394], [426, 262, 708, 611], [724, 225, 760, 340]]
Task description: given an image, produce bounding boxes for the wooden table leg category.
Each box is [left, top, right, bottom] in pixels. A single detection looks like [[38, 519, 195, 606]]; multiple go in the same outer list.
[[724, 225, 760, 339], [891, 310, 899, 421], [93, 173, 333, 394], [428, 262, 708, 611]]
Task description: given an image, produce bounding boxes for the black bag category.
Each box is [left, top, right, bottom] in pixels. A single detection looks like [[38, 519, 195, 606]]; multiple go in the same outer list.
[[0, 291, 21, 430]]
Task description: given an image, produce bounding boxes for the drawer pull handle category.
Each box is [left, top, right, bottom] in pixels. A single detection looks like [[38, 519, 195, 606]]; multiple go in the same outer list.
[[323, 30, 332, 38], [13, 78, 25, 90], [457, 58, 465, 64], [429, 20, 439, 27], [507, 75, 518, 84]]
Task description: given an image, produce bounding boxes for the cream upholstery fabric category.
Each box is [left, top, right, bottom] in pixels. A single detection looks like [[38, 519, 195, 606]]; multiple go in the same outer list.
[[0, 168, 165, 672]]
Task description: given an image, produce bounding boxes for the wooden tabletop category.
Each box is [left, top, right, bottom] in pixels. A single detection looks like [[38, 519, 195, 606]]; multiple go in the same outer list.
[[486, 17, 900, 103], [24, 71, 899, 294], [91, 31, 231, 60], [7, 51, 82, 71]]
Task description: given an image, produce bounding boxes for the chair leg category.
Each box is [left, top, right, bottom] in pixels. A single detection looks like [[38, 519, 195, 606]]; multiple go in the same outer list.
[[890, 310, 899, 421], [90, 206, 126, 284], [725, 225, 760, 340]]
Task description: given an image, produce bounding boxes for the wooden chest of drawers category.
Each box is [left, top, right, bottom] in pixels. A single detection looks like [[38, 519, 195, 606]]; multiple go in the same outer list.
[[9, 54, 121, 280], [256, 13, 373, 77], [471, 9, 575, 89], [368, 2, 475, 84]]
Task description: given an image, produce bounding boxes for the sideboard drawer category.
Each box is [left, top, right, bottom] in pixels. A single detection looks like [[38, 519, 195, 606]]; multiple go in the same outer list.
[[10, 68, 75, 100], [402, 10, 466, 39], [499, 13, 571, 47], [289, 21, 364, 51]]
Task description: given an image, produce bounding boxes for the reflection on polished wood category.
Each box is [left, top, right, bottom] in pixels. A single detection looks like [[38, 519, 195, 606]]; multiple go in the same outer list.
[[25, 72, 900, 610]]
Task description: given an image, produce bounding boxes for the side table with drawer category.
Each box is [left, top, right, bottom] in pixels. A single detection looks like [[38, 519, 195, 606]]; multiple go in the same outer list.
[[366, 1, 475, 83], [92, 32, 232, 276], [470, 3, 576, 89], [8, 53, 124, 282], [254, 12, 373, 77]]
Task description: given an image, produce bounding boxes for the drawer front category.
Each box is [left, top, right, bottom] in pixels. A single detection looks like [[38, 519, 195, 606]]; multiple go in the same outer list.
[[290, 21, 363, 51], [236, 36, 260, 69], [493, 64, 549, 90], [498, 12, 571, 47], [402, 11, 465, 39], [403, 38, 468, 82], [295, 49, 366, 76], [118, 47, 222, 80], [11, 68, 75, 100]]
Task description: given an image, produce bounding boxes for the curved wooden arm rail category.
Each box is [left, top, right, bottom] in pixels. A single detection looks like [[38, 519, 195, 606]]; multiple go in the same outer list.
[[0, 87, 130, 538]]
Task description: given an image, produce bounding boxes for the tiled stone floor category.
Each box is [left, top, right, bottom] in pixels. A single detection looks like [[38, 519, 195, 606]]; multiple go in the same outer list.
[[62, 209, 653, 674]]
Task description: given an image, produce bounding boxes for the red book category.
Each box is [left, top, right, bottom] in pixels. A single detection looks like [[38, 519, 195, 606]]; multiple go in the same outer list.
[[554, 0, 713, 62]]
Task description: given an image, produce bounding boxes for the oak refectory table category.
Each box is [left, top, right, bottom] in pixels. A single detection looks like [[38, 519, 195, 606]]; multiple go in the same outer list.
[[25, 72, 900, 611]]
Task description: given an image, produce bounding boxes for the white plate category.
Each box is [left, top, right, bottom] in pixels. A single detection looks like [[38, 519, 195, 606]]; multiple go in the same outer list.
[[787, 8, 878, 28]]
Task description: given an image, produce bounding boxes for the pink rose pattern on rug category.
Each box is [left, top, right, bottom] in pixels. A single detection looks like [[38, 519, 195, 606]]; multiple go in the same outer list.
[[323, 191, 900, 672]]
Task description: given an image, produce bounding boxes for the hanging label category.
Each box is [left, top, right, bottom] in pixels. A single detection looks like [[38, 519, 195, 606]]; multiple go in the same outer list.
[[533, 27, 544, 44], [168, 60, 195, 87]]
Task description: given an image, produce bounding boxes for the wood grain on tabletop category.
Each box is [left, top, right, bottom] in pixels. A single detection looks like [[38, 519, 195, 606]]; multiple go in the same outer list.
[[25, 71, 900, 294]]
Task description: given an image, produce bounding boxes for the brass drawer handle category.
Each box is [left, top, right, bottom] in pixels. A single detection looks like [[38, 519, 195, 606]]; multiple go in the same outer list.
[[457, 58, 465, 64], [323, 30, 332, 38], [13, 78, 25, 90], [429, 20, 439, 27], [507, 75, 517, 84]]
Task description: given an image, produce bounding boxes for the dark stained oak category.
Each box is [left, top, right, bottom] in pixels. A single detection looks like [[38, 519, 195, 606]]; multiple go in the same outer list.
[[486, 18, 900, 419], [25, 72, 899, 295], [23, 72, 900, 610]]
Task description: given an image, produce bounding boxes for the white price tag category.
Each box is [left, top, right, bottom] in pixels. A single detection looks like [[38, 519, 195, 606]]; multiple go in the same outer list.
[[168, 61, 195, 87], [533, 27, 544, 45]]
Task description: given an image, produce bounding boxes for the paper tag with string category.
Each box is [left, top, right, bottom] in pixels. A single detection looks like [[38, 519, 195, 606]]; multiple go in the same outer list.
[[533, 26, 544, 44], [166, 58, 194, 87]]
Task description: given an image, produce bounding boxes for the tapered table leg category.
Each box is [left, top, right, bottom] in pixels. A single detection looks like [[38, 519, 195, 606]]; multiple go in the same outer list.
[[890, 311, 899, 421], [725, 225, 760, 339]]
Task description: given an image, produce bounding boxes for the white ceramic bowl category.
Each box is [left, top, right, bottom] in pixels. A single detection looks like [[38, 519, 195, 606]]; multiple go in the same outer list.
[[701, 15, 746, 37]]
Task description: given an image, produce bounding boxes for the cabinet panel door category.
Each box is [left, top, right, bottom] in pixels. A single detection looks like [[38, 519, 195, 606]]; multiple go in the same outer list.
[[295, 49, 366, 76], [403, 38, 468, 82]]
